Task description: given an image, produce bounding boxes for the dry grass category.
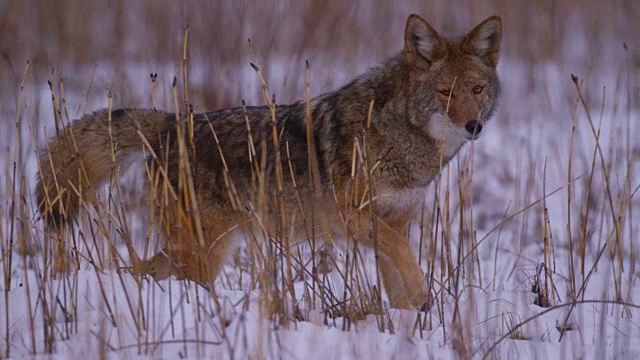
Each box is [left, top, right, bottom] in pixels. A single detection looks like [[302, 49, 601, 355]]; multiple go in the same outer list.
[[1, 0, 639, 358]]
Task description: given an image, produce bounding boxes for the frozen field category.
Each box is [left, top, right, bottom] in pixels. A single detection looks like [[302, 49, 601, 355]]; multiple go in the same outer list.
[[1, 1, 638, 359]]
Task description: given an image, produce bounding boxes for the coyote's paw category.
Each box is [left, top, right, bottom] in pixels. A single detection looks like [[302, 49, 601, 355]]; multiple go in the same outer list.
[[132, 254, 175, 281], [407, 276, 431, 311]]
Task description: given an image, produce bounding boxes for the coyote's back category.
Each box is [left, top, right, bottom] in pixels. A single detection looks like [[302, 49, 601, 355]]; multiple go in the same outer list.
[[36, 14, 502, 310]]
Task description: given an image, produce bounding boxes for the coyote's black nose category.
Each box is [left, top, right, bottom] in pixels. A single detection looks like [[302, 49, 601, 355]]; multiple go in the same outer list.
[[465, 120, 482, 136]]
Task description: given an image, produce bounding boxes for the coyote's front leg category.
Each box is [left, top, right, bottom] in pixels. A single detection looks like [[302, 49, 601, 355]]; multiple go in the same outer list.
[[356, 218, 426, 309]]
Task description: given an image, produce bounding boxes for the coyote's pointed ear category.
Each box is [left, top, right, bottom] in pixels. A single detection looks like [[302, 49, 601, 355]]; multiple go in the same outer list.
[[462, 16, 502, 67], [404, 14, 447, 70]]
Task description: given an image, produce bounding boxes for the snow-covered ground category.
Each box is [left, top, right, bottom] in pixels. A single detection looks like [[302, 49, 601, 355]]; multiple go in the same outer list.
[[5, 265, 638, 359]]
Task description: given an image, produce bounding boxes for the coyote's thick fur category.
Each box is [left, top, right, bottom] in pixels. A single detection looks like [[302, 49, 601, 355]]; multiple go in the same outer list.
[[36, 14, 502, 309]]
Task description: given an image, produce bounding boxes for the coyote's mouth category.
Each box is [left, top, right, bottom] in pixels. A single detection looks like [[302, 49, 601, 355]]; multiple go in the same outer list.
[[428, 113, 469, 143], [465, 132, 482, 141]]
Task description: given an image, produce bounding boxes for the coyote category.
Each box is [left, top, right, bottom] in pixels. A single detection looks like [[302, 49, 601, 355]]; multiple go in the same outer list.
[[36, 14, 501, 309]]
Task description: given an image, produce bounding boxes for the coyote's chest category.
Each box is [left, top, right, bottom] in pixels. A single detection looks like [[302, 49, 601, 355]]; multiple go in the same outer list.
[[374, 185, 429, 217]]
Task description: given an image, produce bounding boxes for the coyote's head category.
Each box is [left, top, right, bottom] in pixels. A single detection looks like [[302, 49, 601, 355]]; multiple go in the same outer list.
[[402, 14, 502, 151]]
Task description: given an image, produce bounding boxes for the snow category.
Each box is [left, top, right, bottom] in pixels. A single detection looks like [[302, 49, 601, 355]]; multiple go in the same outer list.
[[4, 262, 638, 358]]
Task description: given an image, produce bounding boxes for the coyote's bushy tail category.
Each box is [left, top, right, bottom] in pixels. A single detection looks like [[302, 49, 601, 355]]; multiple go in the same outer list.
[[36, 108, 175, 227]]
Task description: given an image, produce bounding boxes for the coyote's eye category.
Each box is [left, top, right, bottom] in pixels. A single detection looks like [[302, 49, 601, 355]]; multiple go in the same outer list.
[[438, 89, 451, 96], [472, 85, 484, 94]]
